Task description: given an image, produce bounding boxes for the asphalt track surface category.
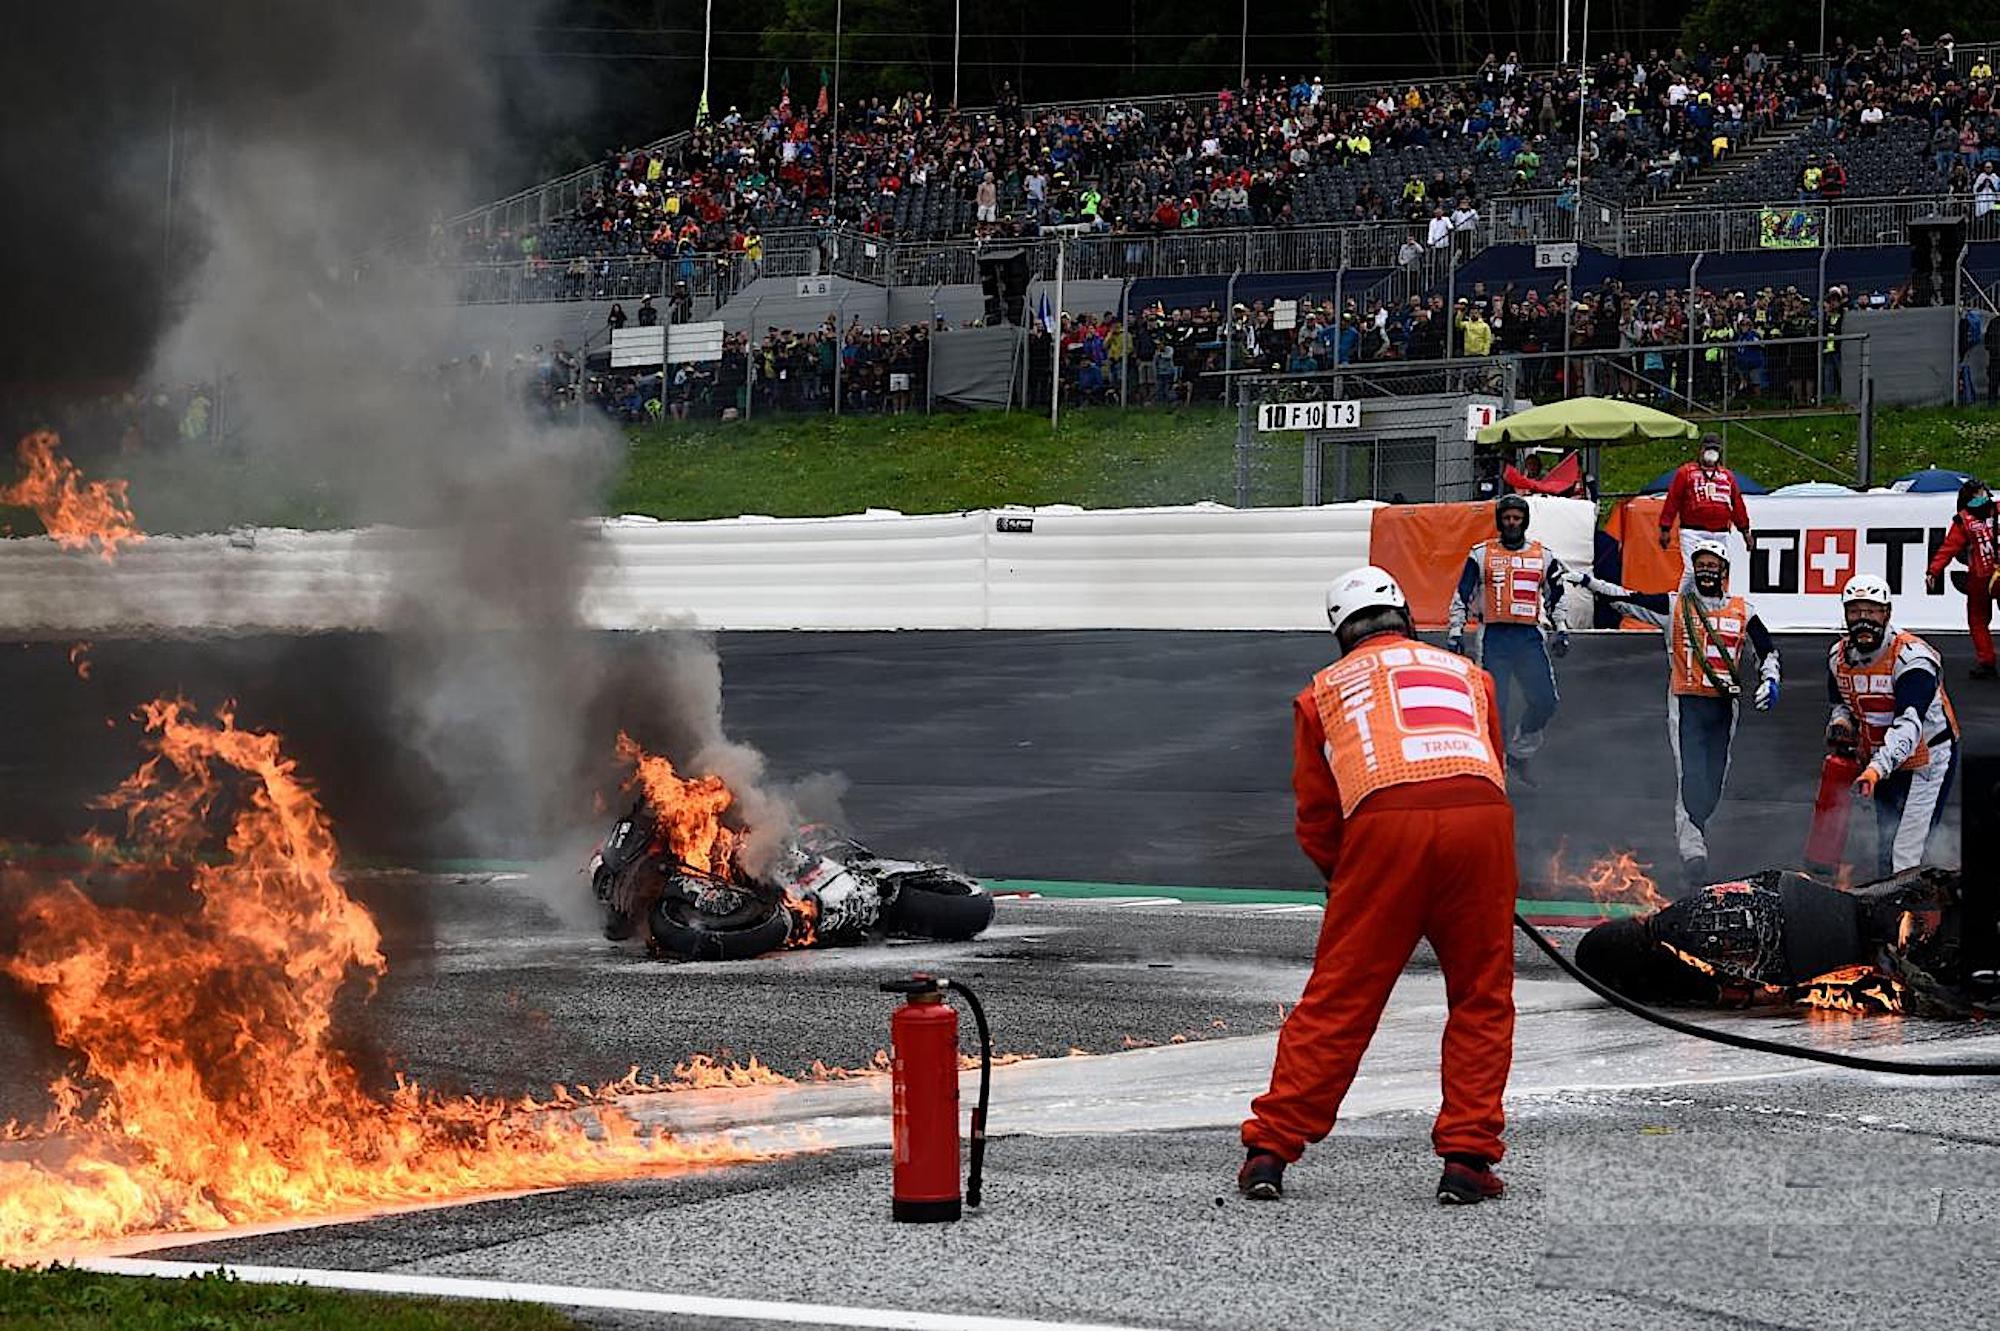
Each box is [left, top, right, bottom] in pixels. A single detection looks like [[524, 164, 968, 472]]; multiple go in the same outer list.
[[6, 628, 2000, 1328], [1, 628, 1992, 888], [89, 883, 2000, 1331]]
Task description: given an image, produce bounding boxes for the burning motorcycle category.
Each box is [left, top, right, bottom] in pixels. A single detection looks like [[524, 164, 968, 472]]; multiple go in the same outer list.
[[589, 803, 995, 961], [1573, 865, 1997, 1016]]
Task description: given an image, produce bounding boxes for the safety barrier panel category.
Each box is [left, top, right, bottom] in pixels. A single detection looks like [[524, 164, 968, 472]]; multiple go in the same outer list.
[[24, 491, 1974, 636], [1609, 490, 1967, 633]]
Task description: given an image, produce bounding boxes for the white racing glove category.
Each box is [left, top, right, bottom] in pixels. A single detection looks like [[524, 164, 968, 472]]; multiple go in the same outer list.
[[1754, 679, 1778, 711]]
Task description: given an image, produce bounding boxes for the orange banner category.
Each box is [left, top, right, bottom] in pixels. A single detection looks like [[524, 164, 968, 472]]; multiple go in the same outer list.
[[1367, 502, 1505, 629], [1604, 496, 1682, 594]]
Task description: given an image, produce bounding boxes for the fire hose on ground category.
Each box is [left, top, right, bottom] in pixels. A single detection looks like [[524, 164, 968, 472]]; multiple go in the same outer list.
[[1513, 912, 2000, 1077]]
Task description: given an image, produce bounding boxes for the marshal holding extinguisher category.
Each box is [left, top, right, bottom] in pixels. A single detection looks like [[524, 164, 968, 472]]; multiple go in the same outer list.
[[878, 973, 992, 1222]]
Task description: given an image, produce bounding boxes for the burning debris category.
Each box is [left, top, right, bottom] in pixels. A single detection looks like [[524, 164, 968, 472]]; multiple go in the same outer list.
[[0, 432, 142, 563], [0, 702, 772, 1262], [66, 643, 90, 681], [594, 736, 993, 961], [1574, 866, 1961, 1016]]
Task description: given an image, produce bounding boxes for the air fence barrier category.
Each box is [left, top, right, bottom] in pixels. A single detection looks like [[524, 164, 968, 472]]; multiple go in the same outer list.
[[0, 489, 1972, 634]]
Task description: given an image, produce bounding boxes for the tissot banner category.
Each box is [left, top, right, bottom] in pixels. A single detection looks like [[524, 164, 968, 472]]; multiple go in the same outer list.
[[1615, 492, 1967, 632]]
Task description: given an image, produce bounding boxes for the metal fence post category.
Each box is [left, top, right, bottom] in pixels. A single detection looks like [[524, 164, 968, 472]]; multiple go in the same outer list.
[[1118, 277, 1130, 410], [1687, 252, 1703, 406], [833, 289, 846, 418], [1857, 336, 1874, 487], [1234, 377, 1252, 508], [1816, 247, 1829, 407]]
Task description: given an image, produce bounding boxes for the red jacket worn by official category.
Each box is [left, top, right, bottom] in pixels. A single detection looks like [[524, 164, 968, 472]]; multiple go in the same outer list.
[[1928, 507, 2000, 588], [1659, 461, 1750, 536]]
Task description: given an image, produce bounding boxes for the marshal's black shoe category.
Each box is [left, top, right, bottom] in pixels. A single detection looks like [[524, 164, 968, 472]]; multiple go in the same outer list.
[[1437, 1158, 1505, 1205], [1237, 1150, 1286, 1201]]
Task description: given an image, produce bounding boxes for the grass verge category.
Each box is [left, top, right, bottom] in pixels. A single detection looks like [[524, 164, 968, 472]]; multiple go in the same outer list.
[[0, 1267, 579, 1331], [11, 402, 1992, 535], [610, 403, 1995, 524]]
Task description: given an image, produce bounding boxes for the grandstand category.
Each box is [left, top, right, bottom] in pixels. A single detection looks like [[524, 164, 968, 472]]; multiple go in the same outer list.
[[433, 29, 2000, 429]]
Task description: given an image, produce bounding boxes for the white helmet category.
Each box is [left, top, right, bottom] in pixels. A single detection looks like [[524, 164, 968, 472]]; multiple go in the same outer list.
[[1325, 565, 1409, 639], [1687, 537, 1730, 567], [1841, 574, 1892, 608]]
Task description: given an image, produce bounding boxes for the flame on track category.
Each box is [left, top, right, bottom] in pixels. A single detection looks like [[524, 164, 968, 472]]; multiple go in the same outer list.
[[0, 431, 143, 563], [1547, 841, 1670, 914], [0, 702, 770, 1263]]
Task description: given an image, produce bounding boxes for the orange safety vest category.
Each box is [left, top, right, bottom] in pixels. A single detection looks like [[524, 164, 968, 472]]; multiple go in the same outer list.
[[1309, 636, 1507, 817], [1832, 630, 1956, 771], [1481, 540, 1548, 625], [1668, 593, 1748, 697]]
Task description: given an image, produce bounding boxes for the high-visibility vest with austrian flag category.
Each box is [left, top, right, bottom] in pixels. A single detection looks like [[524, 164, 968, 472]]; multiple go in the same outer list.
[[1831, 629, 1958, 771], [1309, 637, 1507, 818], [1668, 594, 1748, 697], [1481, 539, 1548, 625]]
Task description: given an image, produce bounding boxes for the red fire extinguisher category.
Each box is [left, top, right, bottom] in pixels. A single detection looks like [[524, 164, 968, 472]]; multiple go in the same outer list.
[[1804, 730, 1863, 877], [879, 973, 991, 1223]]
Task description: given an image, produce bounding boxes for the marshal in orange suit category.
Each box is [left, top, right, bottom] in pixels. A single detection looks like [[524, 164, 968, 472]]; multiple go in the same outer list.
[[1239, 565, 1519, 1207]]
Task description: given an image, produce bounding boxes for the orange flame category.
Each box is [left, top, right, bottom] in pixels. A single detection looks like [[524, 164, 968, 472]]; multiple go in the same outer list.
[[614, 732, 738, 876], [1547, 841, 1670, 914], [0, 432, 143, 563], [1800, 966, 1906, 1014], [613, 733, 817, 946], [0, 701, 768, 1262], [67, 643, 91, 681]]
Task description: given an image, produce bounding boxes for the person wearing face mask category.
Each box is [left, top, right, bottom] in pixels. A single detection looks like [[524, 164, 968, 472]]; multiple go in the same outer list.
[[1569, 540, 1780, 885], [1443, 496, 1571, 785], [1827, 576, 1959, 876], [1240, 566, 1517, 1207], [1658, 433, 1752, 589], [1925, 479, 1999, 680]]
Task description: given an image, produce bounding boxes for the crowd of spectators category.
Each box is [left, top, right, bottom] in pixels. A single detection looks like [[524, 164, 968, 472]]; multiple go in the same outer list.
[[568, 318, 933, 423], [439, 36, 1827, 269], [433, 25, 2000, 302], [603, 265, 1937, 425]]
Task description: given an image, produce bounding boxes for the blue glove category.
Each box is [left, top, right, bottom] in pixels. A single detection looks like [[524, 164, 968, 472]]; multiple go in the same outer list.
[[1754, 678, 1778, 711], [1446, 635, 1466, 656], [1552, 630, 1571, 659]]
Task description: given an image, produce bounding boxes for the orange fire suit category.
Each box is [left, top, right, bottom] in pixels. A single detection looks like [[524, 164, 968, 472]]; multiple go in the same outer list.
[[1243, 637, 1518, 1165]]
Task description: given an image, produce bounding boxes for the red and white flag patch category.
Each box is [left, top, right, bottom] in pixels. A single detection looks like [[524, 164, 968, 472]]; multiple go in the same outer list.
[[1391, 666, 1478, 733]]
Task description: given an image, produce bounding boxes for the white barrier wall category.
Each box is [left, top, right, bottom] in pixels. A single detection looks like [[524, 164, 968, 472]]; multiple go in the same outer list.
[[984, 503, 1375, 630], [0, 503, 1394, 634], [0, 491, 1942, 635]]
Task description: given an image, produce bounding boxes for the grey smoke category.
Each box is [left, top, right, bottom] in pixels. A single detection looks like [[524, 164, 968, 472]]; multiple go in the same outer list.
[[7, 2, 837, 882]]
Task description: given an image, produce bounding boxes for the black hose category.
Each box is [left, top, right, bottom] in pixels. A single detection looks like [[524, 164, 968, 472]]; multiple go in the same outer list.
[[1515, 912, 2000, 1076], [945, 978, 991, 1207]]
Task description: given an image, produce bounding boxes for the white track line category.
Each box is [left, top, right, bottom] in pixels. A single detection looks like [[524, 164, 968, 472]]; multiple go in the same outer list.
[[77, 1258, 1168, 1331]]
